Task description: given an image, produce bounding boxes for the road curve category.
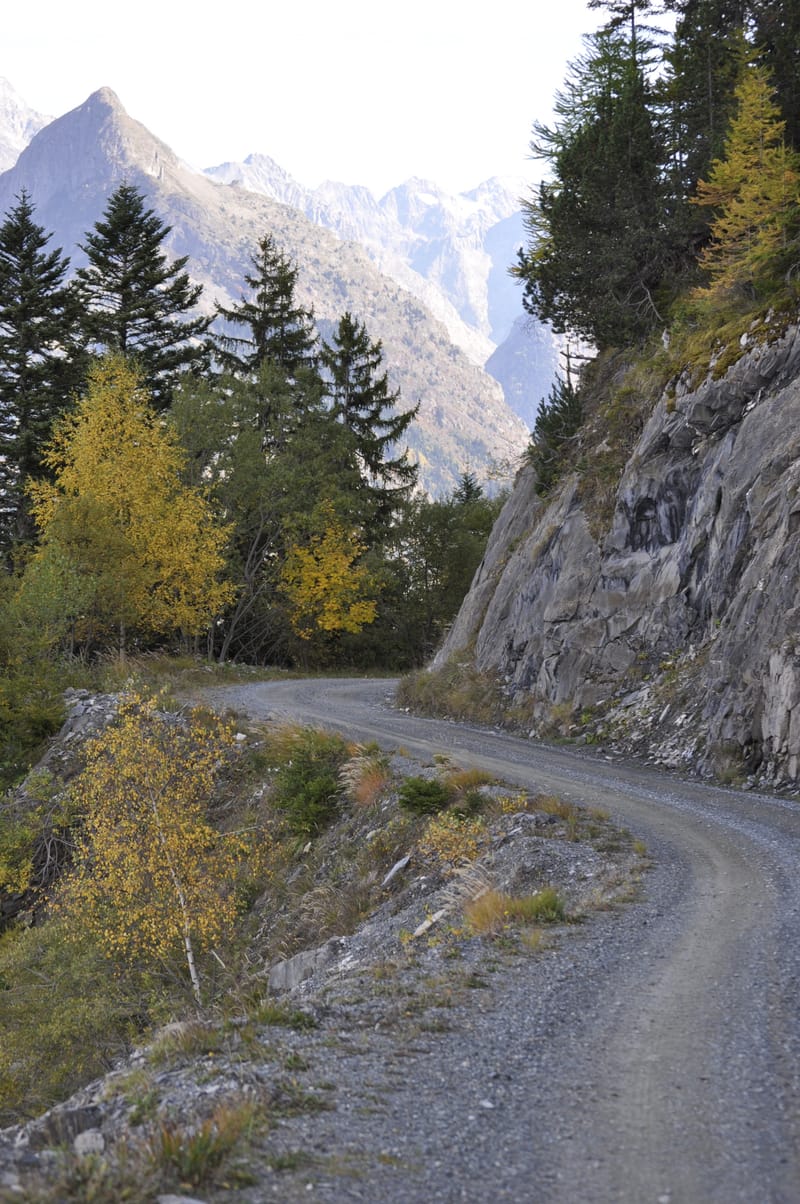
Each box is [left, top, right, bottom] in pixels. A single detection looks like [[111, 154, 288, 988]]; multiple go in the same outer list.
[[200, 677, 800, 1203]]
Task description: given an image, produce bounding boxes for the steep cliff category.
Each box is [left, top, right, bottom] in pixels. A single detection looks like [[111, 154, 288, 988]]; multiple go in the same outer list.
[[435, 325, 800, 785]]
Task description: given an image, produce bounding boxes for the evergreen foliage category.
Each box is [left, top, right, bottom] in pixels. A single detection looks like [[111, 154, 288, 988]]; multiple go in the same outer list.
[[76, 183, 210, 407], [516, 30, 671, 347], [383, 476, 504, 664], [518, 1, 800, 352], [213, 234, 317, 382], [0, 191, 81, 555], [526, 372, 584, 495], [320, 311, 419, 519]]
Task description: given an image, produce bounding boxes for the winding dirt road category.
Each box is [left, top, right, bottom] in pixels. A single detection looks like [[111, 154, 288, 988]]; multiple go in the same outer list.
[[201, 677, 800, 1203]]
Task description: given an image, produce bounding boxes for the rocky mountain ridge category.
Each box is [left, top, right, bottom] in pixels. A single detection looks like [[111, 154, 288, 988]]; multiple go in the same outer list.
[[435, 323, 800, 786], [205, 155, 563, 418], [0, 87, 529, 494]]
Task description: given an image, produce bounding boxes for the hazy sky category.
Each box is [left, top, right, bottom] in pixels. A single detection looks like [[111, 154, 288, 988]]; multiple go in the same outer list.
[[5, 2, 605, 197]]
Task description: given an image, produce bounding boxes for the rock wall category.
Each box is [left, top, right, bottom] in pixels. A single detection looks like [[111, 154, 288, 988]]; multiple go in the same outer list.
[[435, 326, 800, 784]]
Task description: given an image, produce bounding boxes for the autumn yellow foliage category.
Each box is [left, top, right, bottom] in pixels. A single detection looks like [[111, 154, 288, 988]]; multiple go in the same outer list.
[[280, 499, 378, 640], [693, 62, 800, 300], [58, 691, 251, 1001], [25, 356, 234, 651]]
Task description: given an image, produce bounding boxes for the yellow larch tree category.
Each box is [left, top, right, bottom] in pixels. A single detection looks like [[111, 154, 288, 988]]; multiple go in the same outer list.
[[58, 692, 249, 1003], [693, 62, 800, 301], [25, 355, 234, 654]]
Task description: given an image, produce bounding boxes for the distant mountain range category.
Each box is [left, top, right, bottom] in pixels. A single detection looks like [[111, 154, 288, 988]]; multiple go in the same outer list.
[[203, 158, 561, 428], [0, 79, 49, 172], [0, 81, 559, 492]]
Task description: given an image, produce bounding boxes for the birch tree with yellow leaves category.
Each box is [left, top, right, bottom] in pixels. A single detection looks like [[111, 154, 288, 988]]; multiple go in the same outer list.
[[59, 692, 248, 1003], [280, 499, 378, 648], [23, 356, 234, 655]]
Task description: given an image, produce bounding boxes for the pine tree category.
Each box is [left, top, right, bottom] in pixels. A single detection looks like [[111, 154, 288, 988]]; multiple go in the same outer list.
[[692, 61, 800, 299], [320, 311, 418, 517], [662, 2, 749, 197], [213, 234, 317, 382], [516, 29, 671, 346], [0, 191, 81, 553], [526, 373, 583, 494], [76, 183, 210, 408]]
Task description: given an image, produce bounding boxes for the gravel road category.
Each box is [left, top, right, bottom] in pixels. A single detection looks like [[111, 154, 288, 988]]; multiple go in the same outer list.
[[198, 677, 800, 1204]]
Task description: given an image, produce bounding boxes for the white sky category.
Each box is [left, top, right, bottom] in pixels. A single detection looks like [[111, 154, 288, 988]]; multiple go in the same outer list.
[[4, 1, 606, 198]]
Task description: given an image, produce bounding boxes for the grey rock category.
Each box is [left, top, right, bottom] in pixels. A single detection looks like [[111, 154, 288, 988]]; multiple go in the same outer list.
[[157, 1196, 209, 1204], [438, 325, 800, 781], [25, 1106, 102, 1150], [382, 854, 411, 887], [268, 937, 347, 992], [73, 1128, 105, 1157]]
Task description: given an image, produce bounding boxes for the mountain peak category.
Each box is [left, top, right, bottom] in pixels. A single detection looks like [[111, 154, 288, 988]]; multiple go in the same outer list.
[[85, 86, 124, 110]]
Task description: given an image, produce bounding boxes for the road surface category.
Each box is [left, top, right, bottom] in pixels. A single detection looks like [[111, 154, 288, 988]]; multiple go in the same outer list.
[[200, 676, 800, 1203]]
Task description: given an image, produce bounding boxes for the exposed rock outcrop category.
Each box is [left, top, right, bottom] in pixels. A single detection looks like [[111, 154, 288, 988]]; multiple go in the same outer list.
[[436, 325, 800, 784]]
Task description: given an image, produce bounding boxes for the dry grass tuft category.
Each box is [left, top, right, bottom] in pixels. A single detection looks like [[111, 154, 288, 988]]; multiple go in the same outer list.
[[339, 746, 392, 806], [464, 885, 566, 936]]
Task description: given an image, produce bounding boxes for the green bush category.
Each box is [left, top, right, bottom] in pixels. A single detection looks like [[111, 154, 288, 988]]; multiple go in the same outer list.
[[398, 776, 452, 816], [0, 918, 145, 1124], [0, 669, 65, 791], [270, 727, 351, 835]]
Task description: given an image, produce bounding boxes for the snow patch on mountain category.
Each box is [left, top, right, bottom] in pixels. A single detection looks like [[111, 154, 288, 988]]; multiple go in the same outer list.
[[0, 78, 50, 172]]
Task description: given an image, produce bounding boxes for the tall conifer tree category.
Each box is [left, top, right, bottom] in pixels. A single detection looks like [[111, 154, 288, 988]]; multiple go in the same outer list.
[[76, 183, 210, 408], [213, 234, 317, 380], [0, 190, 81, 553], [516, 30, 670, 346], [320, 312, 418, 516], [692, 62, 800, 298]]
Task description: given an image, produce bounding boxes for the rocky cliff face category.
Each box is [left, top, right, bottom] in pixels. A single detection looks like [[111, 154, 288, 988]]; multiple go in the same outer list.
[[436, 326, 800, 785]]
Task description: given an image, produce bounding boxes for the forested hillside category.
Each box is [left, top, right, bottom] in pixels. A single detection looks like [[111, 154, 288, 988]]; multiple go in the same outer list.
[[0, 179, 506, 789]]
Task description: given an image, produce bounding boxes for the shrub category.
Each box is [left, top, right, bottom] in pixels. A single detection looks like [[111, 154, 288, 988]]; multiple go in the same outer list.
[[417, 813, 489, 873], [0, 918, 143, 1124], [339, 745, 391, 806], [0, 667, 66, 791], [464, 886, 566, 936], [397, 775, 452, 816], [147, 1097, 260, 1188], [396, 657, 506, 726], [270, 726, 351, 835]]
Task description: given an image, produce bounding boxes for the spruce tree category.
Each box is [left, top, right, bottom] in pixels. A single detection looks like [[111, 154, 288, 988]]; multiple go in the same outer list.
[[0, 190, 82, 553], [750, 1, 800, 152], [213, 234, 317, 380], [320, 312, 419, 515], [76, 183, 210, 408]]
